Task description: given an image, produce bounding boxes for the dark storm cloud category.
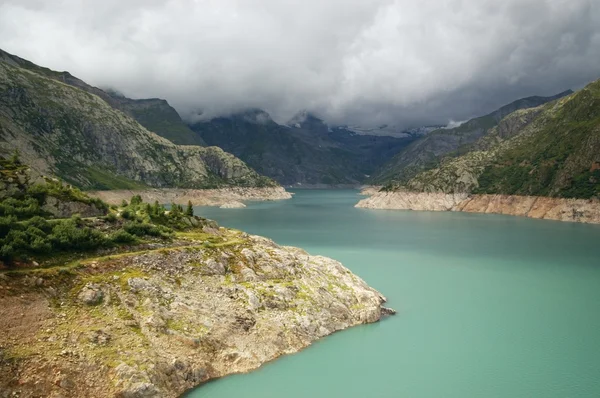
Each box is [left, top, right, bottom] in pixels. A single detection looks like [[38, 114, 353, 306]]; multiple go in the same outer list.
[[1, 0, 599, 128]]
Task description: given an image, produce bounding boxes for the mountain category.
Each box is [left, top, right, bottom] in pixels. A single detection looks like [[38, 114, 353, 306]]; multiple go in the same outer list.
[[190, 110, 417, 186], [391, 79, 600, 199], [0, 49, 205, 147], [0, 50, 275, 190], [370, 90, 574, 184]]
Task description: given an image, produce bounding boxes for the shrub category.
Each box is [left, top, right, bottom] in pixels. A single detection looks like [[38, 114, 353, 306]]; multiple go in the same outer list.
[[104, 212, 117, 223], [0, 216, 17, 238], [49, 218, 107, 251], [110, 230, 137, 244], [124, 221, 172, 238], [130, 195, 143, 206], [120, 209, 134, 220]]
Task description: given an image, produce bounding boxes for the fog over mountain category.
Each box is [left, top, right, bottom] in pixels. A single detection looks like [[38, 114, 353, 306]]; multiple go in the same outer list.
[[1, 0, 598, 128]]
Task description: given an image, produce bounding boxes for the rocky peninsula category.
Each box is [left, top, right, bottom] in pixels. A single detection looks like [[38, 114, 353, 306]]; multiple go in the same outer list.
[[356, 189, 600, 224], [1, 220, 391, 398]]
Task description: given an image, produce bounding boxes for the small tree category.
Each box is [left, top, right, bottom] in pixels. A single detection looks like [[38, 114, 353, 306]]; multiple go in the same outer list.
[[10, 149, 20, 166], [186, 201, 194, 216], [130, 195, 143, 206], [170, 202, 181, 217]]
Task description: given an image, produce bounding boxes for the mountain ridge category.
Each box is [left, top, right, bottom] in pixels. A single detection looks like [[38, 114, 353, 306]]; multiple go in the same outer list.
[[369, 89, 574, 185], [0, 51, 275, 190], [365, 77, 600, 201], [0, 49, 206, 147]]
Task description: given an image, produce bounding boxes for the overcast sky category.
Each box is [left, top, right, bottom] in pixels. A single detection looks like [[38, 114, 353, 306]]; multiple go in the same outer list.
[[1, 0, 599, 128]]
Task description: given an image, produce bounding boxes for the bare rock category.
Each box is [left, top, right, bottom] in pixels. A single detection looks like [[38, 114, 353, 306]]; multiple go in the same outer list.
[[117, 383, 160, 398], [78, 283, 104, 305], [89, 330, 111, 346], [219, 201, 246, 209], [201, 259, 226, 276]]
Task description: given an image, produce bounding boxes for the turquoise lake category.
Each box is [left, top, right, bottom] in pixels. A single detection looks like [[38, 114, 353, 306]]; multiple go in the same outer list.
[[187, 189, 600, 397]]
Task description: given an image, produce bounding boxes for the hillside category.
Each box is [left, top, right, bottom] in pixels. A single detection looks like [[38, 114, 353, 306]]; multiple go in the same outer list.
[[190, 110, 416, 185], [386, 78, 600, 199], [0, 53, 275, 190], [370, 90, 573, 185], [0, 49, 205, 147]]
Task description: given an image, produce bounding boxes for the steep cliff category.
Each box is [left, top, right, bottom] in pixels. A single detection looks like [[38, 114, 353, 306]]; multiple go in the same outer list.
[[0, 56, 275, 190]]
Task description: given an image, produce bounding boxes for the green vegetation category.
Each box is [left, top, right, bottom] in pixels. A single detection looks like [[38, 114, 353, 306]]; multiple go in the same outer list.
[[0, 159, 212, 265], [77, 167, 149, 191], [0, 156, 107, 220], [473, 81, 600, 198]]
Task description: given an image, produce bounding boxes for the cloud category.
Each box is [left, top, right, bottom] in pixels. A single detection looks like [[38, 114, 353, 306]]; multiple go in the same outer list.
[[0, 0, 599, 129], [444, 120, 468, 129]]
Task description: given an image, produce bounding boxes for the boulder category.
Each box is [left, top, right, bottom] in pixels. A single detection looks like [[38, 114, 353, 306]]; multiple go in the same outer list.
[[78, 284, 104, 305]]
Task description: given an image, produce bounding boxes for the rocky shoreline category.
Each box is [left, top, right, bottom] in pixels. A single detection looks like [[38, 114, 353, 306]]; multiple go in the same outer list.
[[356, 190, 600, 224], [87, 187, 292, 207], [0, 228, 392, 397]]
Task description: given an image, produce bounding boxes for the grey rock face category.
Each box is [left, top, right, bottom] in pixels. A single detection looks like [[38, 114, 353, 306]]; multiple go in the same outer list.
[[42, 196, 105, 218]]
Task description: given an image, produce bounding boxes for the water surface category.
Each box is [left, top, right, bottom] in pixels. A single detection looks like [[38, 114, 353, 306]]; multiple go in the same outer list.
[[187, 189, 600, 397]]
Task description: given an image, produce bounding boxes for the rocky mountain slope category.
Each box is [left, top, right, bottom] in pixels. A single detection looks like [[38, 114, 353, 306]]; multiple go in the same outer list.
[[0, 51, 275, 190], [369, 90, 573, 185], [190, 110, 417, 186], [105, 93, 207, 147], [0, 49, 205, 147], [400, 79, 600, 198]]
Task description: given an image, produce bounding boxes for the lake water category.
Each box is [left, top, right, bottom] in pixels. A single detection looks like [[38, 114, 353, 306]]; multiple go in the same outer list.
[[187, 189, 600, 397]]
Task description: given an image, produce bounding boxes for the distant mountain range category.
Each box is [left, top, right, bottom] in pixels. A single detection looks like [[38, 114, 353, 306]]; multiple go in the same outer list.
[[190, 110, 420, 186]]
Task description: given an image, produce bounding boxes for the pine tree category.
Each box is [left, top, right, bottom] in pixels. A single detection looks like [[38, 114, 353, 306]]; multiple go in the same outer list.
[[186, 201, 194, 216]]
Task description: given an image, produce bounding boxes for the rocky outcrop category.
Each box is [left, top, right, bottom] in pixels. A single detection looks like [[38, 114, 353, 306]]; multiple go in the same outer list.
[[87, 187, 291, 207], [41, 196, 106, 218], [358, 186, 382, 196], [0, 230, 392, 397], [357, 191, 469, 211], [356, 191, 600, 224], [455, 194, 600, 223]]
